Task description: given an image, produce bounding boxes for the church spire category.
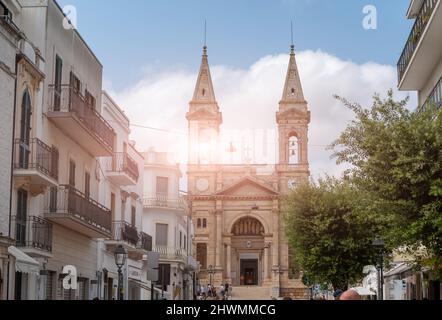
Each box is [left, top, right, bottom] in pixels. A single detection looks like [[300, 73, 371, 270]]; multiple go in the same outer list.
[[192, 45, 217, 103], [280, 44, 306, 104]]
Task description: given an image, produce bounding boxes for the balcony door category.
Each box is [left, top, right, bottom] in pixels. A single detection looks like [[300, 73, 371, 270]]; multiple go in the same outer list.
[[54, 55, 62, 111], [155, 223, 168, 247], [18, 90, 32, 169], [16, 189, 28, 247]]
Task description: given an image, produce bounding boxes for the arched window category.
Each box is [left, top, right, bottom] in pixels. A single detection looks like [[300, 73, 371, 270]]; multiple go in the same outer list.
[[203, 218, 207, 228], [197, 218, 201, 228], [196, 243, 207, 269], [288, 135, 299, 164], [19, 90, 32, 169], [291, 88, 295, 96]]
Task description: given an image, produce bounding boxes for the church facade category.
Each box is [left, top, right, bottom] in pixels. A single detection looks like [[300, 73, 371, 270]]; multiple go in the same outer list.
[[186, 45, 310, 299]]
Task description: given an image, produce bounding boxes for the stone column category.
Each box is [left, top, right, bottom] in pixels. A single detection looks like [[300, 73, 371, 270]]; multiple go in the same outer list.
[[226, 242, 231, 281], [264, 242, 270, 279], [215, 210, 222, 268]]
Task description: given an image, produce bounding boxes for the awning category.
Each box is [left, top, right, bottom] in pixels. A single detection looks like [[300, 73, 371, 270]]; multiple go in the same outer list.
[[384, 262, 412, 277], [8, 246, 40, 275], [350, 287, 376, 296]]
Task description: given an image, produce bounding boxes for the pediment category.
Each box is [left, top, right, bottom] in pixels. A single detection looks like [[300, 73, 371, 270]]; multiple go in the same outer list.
[[215, 176, 278, 196], [186, 108, 221, 121]]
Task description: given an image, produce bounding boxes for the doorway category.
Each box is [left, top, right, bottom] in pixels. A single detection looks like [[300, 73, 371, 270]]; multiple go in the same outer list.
[[240, 259, 258, 286]]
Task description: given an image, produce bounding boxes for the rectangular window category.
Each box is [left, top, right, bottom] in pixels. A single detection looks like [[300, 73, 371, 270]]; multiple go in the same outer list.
[[196, 243, 207, 269], [85, 90, 96, 109], [158, 264, 170, 291], [70, 71, 81, 94], [84, 171, 90, 198], [179, 231, 182, 248], [131, 206, 136, 227], [155, 223, 168, 246], [16, 189, 28, 247], [156, 177, 168, 196], [184, 235, 187, 250], [68, 160, 76, 187], [54, 55, 63, 111], [110, 192, 116, 221]]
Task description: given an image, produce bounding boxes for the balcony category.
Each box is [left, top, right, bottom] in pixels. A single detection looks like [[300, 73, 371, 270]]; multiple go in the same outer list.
[[398, 0, 442, 90], [47, 85, 115, 156], [13, 139, 59, 195], [153, 245, 187, 264], [0, 14, 21, 36], [421, 76, 442, 111], [104, 152, 139, 186], [138, 232, 153, 252], [44, 185, 111, 238], [11, 215, 53, 258], [143, 195, 187, 212]]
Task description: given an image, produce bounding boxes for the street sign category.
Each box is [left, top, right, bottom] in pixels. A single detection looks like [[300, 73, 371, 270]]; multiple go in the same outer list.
[[147, 268, 159, 282], [147, 251, 160, 269]]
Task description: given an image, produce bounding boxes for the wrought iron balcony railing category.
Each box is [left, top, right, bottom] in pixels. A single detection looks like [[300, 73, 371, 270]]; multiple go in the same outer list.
[[104, 152, 139, 182], [12, 215, 53, 253], [0, 14, 21, 34], [45, 185, 112, 234], [138, 232, 153, 252], [397, 0, 439, 84], [153, 245, 187, 262], [421, 76, 442, 112], [48, 84, 115, 152], [13, 138, 59, 181], [143, 195, 186, 210], [112, 221, 139, 246]]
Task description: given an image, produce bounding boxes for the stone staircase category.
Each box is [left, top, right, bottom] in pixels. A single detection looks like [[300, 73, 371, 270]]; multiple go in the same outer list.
[[230, 286, 272, 300]]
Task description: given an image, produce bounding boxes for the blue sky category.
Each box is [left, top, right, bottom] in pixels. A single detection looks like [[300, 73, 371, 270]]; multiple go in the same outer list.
[[56, 0, 412, 91]]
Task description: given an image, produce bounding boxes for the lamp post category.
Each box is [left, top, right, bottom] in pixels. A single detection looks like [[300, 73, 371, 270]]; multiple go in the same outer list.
[[372, 238, 385, 301], [114, 245, 127, 301], [207, 265, 215, 287]]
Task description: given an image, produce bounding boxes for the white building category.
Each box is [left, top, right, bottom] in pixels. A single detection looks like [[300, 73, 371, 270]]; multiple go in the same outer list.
[[1, 0, 116, 300], [142, 149, 198, 300], [0, 0, 21, 300], [96, 91, 151, 300], [396, 0, 441, 300], [398, 0, 442, 110]]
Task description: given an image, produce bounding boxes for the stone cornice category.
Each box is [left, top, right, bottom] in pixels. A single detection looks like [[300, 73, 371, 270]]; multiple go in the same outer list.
[[189, 194, 280, 201]]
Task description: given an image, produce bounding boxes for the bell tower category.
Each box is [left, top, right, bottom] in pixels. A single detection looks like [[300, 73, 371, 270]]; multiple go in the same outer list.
[[276, 44, 310, 191], [186, 46, 222, 165]]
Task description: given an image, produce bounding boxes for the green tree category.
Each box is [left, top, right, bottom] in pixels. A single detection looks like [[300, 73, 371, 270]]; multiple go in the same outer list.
[[283, 177, 386, 290], [331, 91, 442, 276]]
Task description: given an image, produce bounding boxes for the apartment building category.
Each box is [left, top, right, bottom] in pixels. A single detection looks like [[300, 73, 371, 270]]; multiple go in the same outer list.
[[398, 0, 442, 110], [96, 92, 152, 300], [142, 149, 198, 300], [0, 0, 116, 300], [0, 0, 21, 301], [395, 0, 442, 300]]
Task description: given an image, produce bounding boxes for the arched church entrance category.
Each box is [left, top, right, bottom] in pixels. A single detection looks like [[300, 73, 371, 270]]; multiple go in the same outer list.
[[230, 217, 265, 286]]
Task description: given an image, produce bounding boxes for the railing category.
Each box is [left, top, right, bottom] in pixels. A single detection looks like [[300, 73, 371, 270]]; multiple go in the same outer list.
[[421, 76, 442, 112], [138, 232, 153, 252], [397, 0, 439, 84], [112, 221, 139, 246], [48, 84, 114, 152], [11, 215, 53, 253], [0, 14, 21, 34], [45, 185, 112, 234], [13, 138, 59, 181], [104, 152, 139, 182], [143, 195, 186, 210], [153, 245, 187, 261]]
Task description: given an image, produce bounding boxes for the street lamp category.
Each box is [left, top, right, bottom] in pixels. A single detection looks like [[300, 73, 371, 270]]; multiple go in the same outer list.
[[207, 265, 215, 287], [372, 237, 385, 301], [114, 245, 127, 301]]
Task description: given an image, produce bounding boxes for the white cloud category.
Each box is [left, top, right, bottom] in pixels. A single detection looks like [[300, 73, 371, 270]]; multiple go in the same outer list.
[[107, 49, 416, 180]]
